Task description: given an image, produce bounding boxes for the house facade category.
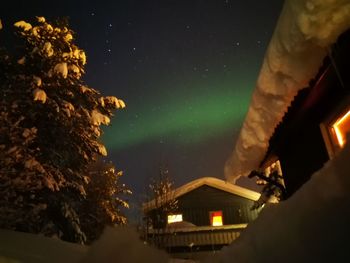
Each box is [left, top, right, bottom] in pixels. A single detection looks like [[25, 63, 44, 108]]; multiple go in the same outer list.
[[224, 0, 350, 199], [142, 177, 261, 260], [258, 28, 350, 198]]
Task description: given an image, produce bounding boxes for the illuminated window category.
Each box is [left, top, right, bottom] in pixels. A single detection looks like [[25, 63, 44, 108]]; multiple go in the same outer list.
[[167, 214, 183, 224], [321, 108, 350, 159], [209, 211, 223, 226], [331, 109, 350, 147]]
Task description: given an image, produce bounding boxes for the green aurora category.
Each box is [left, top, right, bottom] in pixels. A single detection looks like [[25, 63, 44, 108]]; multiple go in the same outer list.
[[103, 77, 255, 151]]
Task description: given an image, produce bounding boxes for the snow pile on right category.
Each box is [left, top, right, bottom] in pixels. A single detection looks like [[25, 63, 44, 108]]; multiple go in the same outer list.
[[225, 0, 350, 181], [217, 141, 350, 262]]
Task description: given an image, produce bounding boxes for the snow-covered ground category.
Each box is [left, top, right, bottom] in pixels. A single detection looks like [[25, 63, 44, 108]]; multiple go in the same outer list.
[[0, 228, 87, 263], [0, 226, 196, 263], [215, 141, 350, 263]]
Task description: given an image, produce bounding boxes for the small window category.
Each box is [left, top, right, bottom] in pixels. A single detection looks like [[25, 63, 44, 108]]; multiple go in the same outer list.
[[331, 109, 350, 147], [167, 214, 183, 224], [209, 211, 223, 226], [321, 107, 350, 159]]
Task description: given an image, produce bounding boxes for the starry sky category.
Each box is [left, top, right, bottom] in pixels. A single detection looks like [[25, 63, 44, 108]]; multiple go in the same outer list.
[[3, 0, 284, 220]]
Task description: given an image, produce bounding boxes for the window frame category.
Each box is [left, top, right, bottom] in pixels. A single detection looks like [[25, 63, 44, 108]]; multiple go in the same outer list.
[[320, 104, 350, 159]]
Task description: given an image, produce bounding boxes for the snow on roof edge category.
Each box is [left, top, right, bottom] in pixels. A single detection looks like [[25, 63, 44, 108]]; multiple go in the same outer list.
[[224, 0, 350, 182], [143, 177, 260, 213]]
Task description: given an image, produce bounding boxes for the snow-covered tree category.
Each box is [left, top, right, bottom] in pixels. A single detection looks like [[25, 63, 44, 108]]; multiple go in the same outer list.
[[0, 17, 126, 243], [146, 167, 178, 229], [142, 166, 178, 249], [80, 160, 131, 244]]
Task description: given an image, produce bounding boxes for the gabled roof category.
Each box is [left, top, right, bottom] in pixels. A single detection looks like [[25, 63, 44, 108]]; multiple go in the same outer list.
[[224, 0, 350, 182], [143, 177, 260, 212]]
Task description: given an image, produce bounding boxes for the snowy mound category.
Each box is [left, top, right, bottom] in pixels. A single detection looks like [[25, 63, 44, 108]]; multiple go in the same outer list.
[[217, 140, 350, 262]]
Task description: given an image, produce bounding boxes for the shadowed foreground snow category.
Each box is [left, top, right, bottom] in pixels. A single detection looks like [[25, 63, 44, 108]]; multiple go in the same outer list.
[[214, 142, 350, 263], [0, 228, 87, 263], [1, 143, 350, 262], [0, 227, 189, 263]]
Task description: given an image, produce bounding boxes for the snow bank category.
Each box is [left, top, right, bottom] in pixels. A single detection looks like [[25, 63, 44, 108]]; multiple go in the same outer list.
[[225, 0, 350, 181], [81, 226, 169, 263], [0, 229, 87, 263], [216, 141, 350, 262], [0, 226, 197, 263]]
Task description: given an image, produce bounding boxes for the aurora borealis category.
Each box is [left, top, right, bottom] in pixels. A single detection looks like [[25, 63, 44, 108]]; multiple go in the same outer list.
[[103, 77, 253, 150], [3, 0, 284, 220]]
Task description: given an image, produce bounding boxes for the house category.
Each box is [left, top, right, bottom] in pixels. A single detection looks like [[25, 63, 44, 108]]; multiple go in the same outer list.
[[142, 177, 261, 260], [224, 0, 350, 198], [259, 29, 350, 197]]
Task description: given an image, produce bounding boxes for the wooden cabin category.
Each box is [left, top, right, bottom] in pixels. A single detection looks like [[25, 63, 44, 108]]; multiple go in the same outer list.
[[260, 29, 350, 198], [142, 177, 261, 259]]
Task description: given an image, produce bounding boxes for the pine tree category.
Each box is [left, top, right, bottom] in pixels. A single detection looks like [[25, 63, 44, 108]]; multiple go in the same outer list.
[[142, 166, 178, 248], [80, 160, 131, 244], [0, 17, 126, 243], [146, 167, 178, 228]]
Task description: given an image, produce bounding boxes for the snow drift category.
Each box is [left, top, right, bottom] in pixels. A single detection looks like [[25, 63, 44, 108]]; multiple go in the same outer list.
[[215, 136, 350, 263], [81, 227, 169, 263], [225, 0, 350, 181]]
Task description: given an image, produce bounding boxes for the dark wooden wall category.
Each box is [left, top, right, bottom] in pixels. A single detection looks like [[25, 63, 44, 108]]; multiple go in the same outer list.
[[177, 185, 260, 226], [148, 185, 260, 228], [270, 28, 350, 197]]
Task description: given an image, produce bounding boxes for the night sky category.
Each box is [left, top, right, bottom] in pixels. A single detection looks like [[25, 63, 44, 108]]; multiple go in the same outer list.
[[3, 0, 284, 220]]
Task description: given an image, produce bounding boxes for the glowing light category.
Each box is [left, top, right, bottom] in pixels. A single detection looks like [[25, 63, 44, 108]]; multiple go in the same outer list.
[[210, 211, 223, 226], [212, 216, 223, 226], [332, 109, 350, 147], [103, 78, 253, 150], [167, 214, 183, 224]]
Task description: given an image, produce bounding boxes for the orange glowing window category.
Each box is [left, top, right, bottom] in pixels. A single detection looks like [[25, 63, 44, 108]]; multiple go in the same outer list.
[[332, 109, 350, 147], [209, 211, 223, 226]]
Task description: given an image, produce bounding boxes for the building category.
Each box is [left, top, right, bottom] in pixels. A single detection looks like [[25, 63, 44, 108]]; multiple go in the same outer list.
[[142, 177, 261, 260], [224, 0, 350, 198], [259, 29, 350, 197]]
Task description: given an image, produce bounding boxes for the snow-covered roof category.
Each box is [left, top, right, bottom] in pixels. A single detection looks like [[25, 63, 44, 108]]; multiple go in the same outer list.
[[143, 177, 260, 212], [225, 0, 350, 182]]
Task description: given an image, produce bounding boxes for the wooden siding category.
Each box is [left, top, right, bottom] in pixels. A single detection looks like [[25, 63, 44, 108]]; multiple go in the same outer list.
[[146, 225, 245, 252], [263, 29, 350, 197], [178, 185, 259, 226], [147, 185, 260, 228]]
